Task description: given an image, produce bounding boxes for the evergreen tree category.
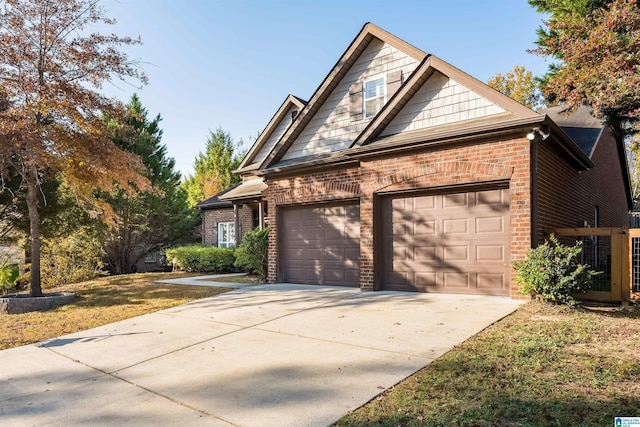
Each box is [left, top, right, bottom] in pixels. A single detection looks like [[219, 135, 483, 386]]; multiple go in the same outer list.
[[183, 127, 245, 207], [102, 95, 198, 274]]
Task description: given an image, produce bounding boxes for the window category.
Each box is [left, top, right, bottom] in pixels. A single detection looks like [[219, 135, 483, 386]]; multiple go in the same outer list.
[[363, 76, 386, 118], [291, 110, 298, 120], [218, 222, 235, 248], [144, 251, 157, 263]]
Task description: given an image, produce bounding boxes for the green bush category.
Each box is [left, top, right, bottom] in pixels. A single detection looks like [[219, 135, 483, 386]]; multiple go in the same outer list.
[[234, 227, 269, 278], [514, 234, 599, 306], [0, 263, 19, 295], [165, 245, 235, 273]]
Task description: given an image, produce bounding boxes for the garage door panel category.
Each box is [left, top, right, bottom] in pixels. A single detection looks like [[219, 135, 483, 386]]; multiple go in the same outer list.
[[443, 245, 469, 261], [415, 272, 437, 287], [475, 216, 504, 233], [382, 188, 510, 296], [442, 272, 470, 289], [477, 189, 505, 205], [443, 192, 468, 208], [476, 244, 505, 262], [443, 218, 469, 235], [414, 246, 437, 261], [414, 195, 436, 210], [477, 273, 506, 290], [281, 203, 360, 287]]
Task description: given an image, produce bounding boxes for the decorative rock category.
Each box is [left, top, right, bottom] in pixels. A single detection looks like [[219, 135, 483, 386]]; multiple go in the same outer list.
[[0, 292, 76, 314]]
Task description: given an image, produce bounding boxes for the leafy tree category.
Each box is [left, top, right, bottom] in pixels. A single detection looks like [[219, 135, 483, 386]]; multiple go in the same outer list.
[[0, 0, 149, 296], [530, 0, 640, 141], [183, 127, 245, 207], [102, 95, 198, 274], [487, 65, 545, 110]]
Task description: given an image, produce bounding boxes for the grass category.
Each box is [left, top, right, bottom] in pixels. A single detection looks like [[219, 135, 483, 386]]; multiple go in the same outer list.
[[204, 274, 266, 285], [0, 272, 231, 350], [336, 301, 640, 427]]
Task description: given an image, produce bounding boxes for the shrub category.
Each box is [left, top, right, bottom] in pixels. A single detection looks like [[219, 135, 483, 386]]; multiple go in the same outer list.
[[165, 245, 235, 273], [514, 234, 599, 306], [0, 262, 19, 295], [234, 227, 269, 278], [39, 228, 106, 288]]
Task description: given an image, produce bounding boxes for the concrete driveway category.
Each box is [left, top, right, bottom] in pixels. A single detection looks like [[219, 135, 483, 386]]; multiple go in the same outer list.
[[0, 283, 521, 427]]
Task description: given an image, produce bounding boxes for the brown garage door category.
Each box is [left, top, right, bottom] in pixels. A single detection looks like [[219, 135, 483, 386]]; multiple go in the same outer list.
[[280, 203, 360, 286], [381, 187, 510, 295]]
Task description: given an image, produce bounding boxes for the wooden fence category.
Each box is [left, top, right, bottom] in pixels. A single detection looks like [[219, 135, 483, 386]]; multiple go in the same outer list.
[[546, 228, 631, 303]]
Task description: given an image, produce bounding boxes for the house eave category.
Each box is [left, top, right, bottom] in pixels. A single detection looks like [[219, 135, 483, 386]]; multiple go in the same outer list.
[[256, 155, 360, 178]]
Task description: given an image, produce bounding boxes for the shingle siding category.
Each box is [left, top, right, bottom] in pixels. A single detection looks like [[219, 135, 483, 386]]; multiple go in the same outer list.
[[282, 39, 420, 160], [381, 72, 506, 136], [252, 106, 298, 164]]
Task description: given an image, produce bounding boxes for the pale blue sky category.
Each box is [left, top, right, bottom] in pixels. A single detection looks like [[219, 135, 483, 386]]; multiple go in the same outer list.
[[102, 0, 550, 178]]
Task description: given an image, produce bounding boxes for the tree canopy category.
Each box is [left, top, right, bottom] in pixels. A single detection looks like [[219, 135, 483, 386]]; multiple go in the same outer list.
[[183, 127, 245, 207], [102, 95, 198, 274], [487, 65, 545, 110], [0, 0, 149, 296], [531, 0, 640, 139]]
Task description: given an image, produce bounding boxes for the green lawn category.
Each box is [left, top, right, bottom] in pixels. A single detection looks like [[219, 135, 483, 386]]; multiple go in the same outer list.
[[336, 301, 640, 427]]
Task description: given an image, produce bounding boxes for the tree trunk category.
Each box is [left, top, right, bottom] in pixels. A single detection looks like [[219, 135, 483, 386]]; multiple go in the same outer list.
[[26, 172, 43, 297]]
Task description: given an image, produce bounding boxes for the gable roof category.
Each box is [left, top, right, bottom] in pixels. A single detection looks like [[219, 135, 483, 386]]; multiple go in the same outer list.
[[195, 183, 239, 210], [351, 55, 540, 147], [258, 22, 427, 170], [539, 106, 603, 158], [236, 94, 307, 173]]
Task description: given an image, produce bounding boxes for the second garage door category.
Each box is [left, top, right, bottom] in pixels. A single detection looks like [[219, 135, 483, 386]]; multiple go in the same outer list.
[[381, 187, 510, 295], [280, 203, 360, 286]]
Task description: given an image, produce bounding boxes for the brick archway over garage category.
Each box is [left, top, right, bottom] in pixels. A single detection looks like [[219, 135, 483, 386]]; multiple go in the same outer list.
[[372, 161, 514, 194]]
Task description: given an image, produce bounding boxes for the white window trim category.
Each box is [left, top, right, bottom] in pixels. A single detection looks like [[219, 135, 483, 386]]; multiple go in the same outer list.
[[363, 75, 387, 119], [217, 222, 236, 248], [144, 251, 157, 263]]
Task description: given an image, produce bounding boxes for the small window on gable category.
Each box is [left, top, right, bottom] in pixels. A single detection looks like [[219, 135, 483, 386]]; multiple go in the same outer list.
[[291, 110, 298, 120], [363, 76, 386, 119]]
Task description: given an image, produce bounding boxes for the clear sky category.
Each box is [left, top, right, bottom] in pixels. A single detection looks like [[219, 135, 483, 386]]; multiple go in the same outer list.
[[101, 0, 550, 178]]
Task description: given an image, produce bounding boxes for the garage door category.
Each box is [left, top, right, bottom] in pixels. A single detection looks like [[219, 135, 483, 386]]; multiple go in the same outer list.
[[280, 203, 360, 286], [381, 188, 510, 295]]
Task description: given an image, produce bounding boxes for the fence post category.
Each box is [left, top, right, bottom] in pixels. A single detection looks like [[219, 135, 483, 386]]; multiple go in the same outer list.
[[611, 229, 623, 302], [621, 229, 630, 302]]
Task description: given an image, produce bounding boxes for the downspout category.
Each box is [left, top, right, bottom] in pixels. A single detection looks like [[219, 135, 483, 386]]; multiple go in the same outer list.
[[530, 139, 539, 248]]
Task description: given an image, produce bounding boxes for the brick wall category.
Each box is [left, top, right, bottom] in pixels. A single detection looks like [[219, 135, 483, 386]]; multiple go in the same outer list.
[[264, 135, 532, 298], [202, 208, 234, 246], [536, 127, 629, 241], [202, 204, 258, 247]]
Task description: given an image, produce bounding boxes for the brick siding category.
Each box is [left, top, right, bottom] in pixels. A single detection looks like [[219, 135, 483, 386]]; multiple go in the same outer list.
[[264, 135, 533, 298], [536, 128, 629, 238], [202, 203, 257, 247]]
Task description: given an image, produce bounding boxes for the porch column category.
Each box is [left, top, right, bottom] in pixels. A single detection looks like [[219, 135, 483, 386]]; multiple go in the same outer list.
[[233, 203, 239, 248], [258, 201, 265, 229]]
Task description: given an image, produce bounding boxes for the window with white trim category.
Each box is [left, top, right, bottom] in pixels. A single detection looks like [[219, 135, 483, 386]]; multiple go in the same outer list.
[[218, 222, 235, 248], [363, 76, 386, 118]]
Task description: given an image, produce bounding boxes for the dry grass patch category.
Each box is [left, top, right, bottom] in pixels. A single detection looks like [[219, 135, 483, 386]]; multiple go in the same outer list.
[[0, 272, 231, 350], [204, 274, 266, 285], [336, 301, 640, 427]]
